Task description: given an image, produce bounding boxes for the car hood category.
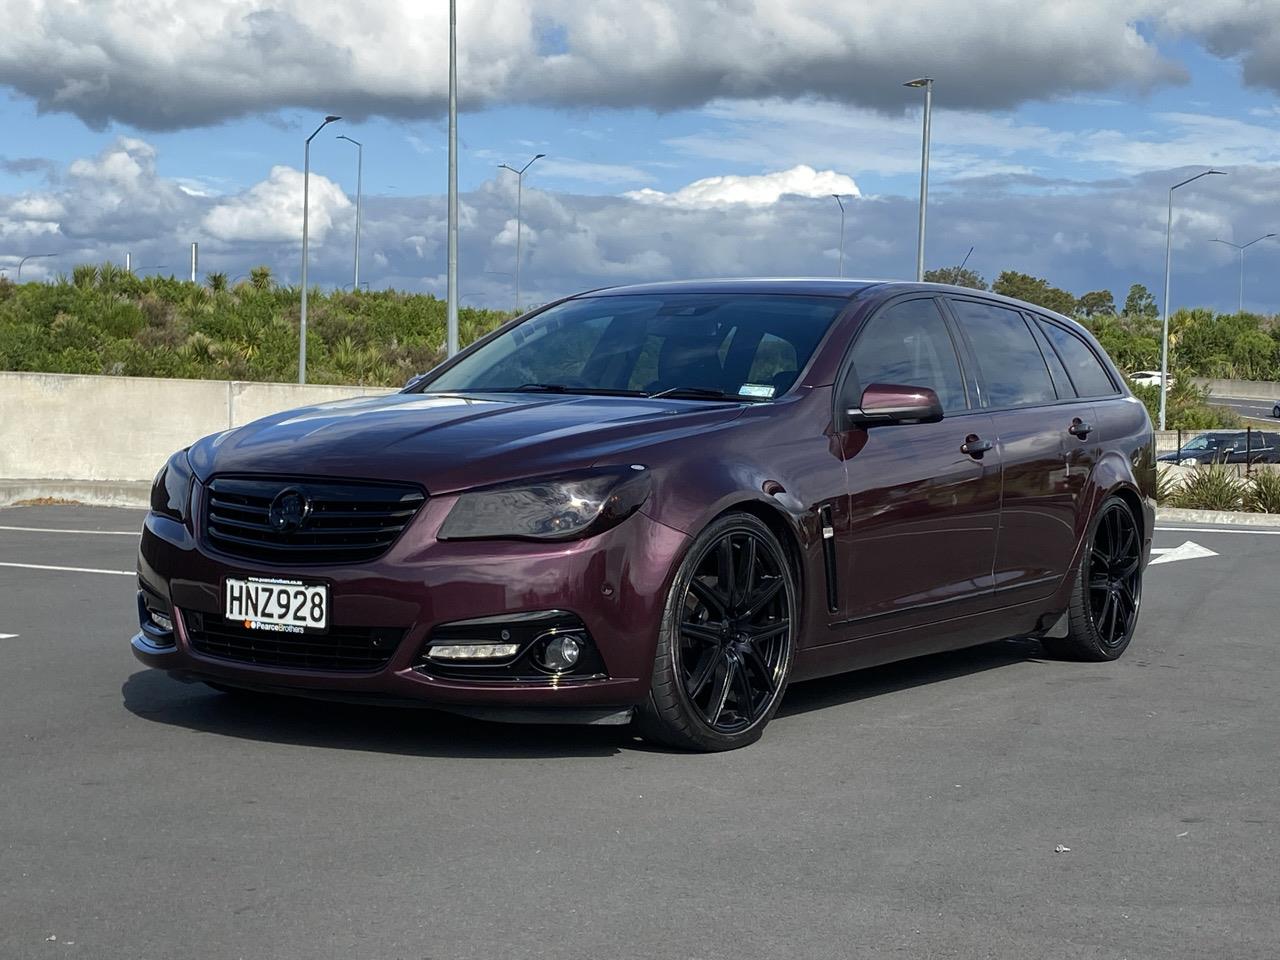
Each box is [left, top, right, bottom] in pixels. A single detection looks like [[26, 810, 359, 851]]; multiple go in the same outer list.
[[188, 391, 747, 494]]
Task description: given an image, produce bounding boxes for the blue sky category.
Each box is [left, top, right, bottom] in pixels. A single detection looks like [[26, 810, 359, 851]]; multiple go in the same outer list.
[[4, 2, 1280, 312]]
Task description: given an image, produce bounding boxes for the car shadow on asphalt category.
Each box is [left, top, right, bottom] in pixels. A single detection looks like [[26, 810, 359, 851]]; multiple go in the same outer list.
[[121, 638, 1044, 758], [776, 638, 1041, 720], [120, 670, 630, 759]]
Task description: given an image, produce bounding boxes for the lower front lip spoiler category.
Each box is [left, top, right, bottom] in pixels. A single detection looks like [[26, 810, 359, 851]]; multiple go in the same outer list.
[[168, 670, 636, 726], [440, 705, 635, 727]]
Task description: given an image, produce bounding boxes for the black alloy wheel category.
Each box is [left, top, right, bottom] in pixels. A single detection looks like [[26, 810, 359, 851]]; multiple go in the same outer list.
[[1044, 496, 1143, 661], [636, 513, 796, 751], [1087, 500, 1142, 649]]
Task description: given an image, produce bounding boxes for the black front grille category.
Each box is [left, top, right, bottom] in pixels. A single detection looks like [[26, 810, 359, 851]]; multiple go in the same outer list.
[[204, 477, 426, 565], [184, 611, 403, 671]]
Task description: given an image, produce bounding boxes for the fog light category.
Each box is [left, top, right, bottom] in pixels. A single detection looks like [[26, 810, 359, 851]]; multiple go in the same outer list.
[[540, 635, 582, 673], [148, 609, 173, 633], [428, 643, 520, 661]]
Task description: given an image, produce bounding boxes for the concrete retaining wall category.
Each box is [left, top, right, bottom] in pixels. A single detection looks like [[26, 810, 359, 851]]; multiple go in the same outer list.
[[1196, 378, 1280, 401], [1, 371, 394, 483]]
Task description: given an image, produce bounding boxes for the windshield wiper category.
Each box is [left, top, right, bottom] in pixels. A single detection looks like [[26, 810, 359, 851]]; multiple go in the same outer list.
[[647, 386, 765, 403]]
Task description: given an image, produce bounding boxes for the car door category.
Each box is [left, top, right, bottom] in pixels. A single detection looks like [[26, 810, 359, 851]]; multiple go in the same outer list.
[[945, 298, 1099, 607], [833, 296, 1002, 637]]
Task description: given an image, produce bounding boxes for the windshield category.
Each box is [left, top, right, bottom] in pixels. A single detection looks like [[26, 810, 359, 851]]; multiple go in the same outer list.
[[1183, 435, 1218, 451], [420, 293, 847, 400]]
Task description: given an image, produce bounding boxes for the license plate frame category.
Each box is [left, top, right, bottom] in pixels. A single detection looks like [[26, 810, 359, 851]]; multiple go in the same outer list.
[[224, 576, 329, 634]]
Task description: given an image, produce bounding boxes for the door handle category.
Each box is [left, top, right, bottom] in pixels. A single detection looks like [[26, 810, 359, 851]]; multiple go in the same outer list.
[[961, 435, 993, 458], [1068, 418, 1093, 439]]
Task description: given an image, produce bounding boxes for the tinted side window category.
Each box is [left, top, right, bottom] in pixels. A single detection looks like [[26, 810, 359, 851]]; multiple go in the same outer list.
[[1037, 320, 1118, 397], [1028, 316, 1075, 399], [850, 299, 967, 412], [949, 300, 1056, 408]]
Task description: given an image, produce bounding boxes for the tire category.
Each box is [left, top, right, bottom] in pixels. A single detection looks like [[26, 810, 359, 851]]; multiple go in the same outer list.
[[1043, 496, 1143, 662], [634, 512, 797, 751], [1273, 405, 1280, 418]]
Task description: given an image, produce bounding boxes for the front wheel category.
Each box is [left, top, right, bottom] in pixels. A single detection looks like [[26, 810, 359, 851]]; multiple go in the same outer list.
[[635, 512, 797, 751], [1043, 496, 1143, 661], [1273, 404, 1280, 418]]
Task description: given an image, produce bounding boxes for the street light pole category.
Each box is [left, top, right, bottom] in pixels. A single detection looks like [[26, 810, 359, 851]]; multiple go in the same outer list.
[[905, 77, 933, 282], [336, 135, 363, 291], [446, 0, 459, 357], [16, 253, 54, 280], [1160, 168, 1225, 430], [831, 194, 848, 278], [498, 153, 545, 312], [299, 114, 342, 384], [1209, 234, 1276, 314]]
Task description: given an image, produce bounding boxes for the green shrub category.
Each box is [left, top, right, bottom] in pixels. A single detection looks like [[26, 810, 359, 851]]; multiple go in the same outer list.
[[0, 265, 513, 386], [1131, 381, 1242, 430], [1170, 466, 1248, 511], [1246, 469, 1280, 514]]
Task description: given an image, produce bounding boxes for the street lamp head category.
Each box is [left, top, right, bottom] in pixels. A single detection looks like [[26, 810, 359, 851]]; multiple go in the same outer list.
[[325, 115, 342, 123], [336, 134, 361, 146], [534, 153, 546, 160], [1170, 167, 1229, 193], [904, 77, 933, 88]]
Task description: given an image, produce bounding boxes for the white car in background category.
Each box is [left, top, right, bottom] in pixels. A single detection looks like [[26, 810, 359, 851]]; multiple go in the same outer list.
[[1129, 370, 1174, 388]]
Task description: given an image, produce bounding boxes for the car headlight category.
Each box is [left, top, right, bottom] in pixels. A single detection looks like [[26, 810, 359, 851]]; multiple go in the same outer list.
[[150, 449, 194, 522], [438, 465, 651, 541], [1180, 457, 1198, 466]]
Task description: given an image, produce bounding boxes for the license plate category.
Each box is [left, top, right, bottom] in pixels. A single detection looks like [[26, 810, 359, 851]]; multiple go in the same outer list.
[[224, 577, 328, 633]]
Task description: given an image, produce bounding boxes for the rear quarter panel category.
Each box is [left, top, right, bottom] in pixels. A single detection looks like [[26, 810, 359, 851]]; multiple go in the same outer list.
[[1087, 394, 1157, 552]]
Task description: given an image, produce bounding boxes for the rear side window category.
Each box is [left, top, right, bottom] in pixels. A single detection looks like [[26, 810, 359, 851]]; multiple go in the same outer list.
[[1037, 320, 1118, 397], [948, 300, 1056, 408], [849, 298, 968, 412]]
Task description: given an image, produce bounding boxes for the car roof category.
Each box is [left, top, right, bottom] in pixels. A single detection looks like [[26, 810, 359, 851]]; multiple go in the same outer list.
[[575, 278, 887, 299], [572, 279, 1090, 322]]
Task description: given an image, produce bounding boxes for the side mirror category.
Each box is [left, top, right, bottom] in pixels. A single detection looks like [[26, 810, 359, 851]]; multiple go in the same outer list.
[[846, 383, 944, 427]]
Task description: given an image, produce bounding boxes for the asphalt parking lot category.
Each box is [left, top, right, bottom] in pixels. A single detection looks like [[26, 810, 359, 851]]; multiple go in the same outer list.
[[2, 506, 1279, 960]]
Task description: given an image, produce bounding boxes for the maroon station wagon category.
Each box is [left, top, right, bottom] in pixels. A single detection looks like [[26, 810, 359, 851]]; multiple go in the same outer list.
[[132, 280, 1156, 751]]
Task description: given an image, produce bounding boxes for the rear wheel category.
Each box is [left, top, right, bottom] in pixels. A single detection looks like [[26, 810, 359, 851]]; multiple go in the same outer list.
[[1043, 497, 1143, 661], [1273, 404, 1280, 418], [635, 513, 796, 751]]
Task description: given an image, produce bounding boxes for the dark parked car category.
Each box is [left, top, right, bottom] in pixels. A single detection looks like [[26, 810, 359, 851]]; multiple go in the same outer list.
[[132, 280, 1156, 751], [1157, 430, 1280, 465]]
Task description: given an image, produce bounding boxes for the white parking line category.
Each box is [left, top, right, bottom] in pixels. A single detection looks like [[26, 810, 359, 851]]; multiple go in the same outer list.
[[0, 633, 16, 640], [0, 562, 133, 576], [0, 525, 139, 536], [1155, 525, 1280, 536]]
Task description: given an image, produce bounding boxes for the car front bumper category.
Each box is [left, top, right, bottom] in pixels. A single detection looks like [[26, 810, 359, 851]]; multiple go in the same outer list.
[[130, 494, 690, 715]]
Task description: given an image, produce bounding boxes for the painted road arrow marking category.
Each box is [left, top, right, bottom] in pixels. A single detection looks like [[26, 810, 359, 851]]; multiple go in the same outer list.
[[0, 634, 16, 640], [1150, 541, 1219, 565]]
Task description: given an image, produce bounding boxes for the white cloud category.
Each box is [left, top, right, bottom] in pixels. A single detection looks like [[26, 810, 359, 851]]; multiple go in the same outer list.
[[7, 137, 1280, 317], [8, 195, 64, 220], [3, 0, 1261, 130], [627, 165, 860, 207], [203, 165, 351, 244]]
